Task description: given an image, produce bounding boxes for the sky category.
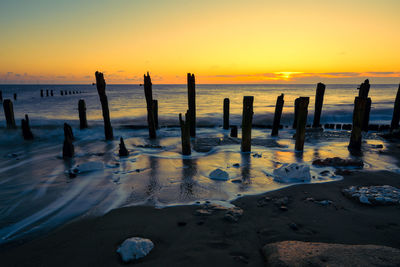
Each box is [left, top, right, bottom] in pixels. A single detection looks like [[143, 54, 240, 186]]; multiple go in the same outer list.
[[0, 0, 399, 84]]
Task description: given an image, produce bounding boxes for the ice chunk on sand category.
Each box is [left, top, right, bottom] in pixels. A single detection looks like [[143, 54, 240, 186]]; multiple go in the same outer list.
[[209, 169, 229, 181], [273, 163, 311, 183], [117, 237, 154, 262]]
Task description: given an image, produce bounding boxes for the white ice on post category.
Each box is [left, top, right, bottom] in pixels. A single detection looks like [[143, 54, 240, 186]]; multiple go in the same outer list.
[[117, 237, 154, 262], [209, 168, 229, 181], [273, 163, 311, 183]]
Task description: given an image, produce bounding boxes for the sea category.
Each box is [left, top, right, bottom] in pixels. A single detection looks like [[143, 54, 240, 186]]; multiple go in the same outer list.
[[0, 83, 399, 245]]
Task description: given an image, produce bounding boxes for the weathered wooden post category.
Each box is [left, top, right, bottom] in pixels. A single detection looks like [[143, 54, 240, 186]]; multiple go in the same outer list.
[[152, 99, 159, 129], [362, 98, 371, 131], [390, 84, 400, 132], [40, 90, 44, 97], [231, 126, 238, 137], [223, 98, 230, 130], [295, 97, 309, 151], [271, 94, 284, 136], [312, 82, 325, 128], [357, 79, 371, 132], [21, 114, 33, 140], [63, 123, 74, 158], [187, 73, 196, 137], [349, 97, 367, 150], [78, 99, 88, 129], [292, 98, 300, 129], [119, 137, 129, 156], [0, 91, 2, 101], [358, 79, 370, 98], [13, 93, 17, 101], [143, 72, 156, 139], [95, 71, 113, 140], [61, 90, 64, 96], [65, 90, 68, 95], [241, 96, 254, 152], [46, 90, 49, 97], [50, 90, 53, 96], [3, 99, 16, 129], [179, 112, 191, 155]]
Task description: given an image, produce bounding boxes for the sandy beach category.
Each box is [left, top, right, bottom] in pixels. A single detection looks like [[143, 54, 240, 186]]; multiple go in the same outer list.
[[1, 164, 400, 266]]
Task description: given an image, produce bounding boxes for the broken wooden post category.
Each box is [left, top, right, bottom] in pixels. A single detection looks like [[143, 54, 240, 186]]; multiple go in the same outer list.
[[3, 99, 16, 129], [271, 94, 284, 136], [362, 97, 371, 131], [241, 96, 254, 152], [78, 99, 88, 129], [349, 97, 367, 150], [312, 83, 325, 128], [63, 123, 74, 158], [95, 71, 113, 140], [292, 98, 300, 129], [119, 137, 129, 156], [13, 93, 17, 101], [187, 73, 196, 137], [390, 84, 400, 132], [223, 98, 230, 130], [231, 126, 238, 137], [21, 114, 33, 140], [358, 79, 370, 98], [356, 79, 371, 132], [152, 99, 159, 129], [295, 97, 309, 151], [143, 72, 156, 139], [40, 90, 44, 97], [179, 112, 191, 155]]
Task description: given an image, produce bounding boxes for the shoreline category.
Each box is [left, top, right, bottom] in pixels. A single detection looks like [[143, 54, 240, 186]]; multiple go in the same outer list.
[[1, 169, 400, 266]]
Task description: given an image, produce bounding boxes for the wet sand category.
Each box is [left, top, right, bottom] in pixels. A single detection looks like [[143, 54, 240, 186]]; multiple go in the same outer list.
[[1, 168, 400, 266]]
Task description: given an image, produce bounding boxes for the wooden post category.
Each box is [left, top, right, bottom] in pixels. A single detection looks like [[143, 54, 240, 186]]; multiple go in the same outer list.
[[241, 96, 254, 152], [78, 99, 88, 129], [95, 71, 113, 140], [349, 97, 367, 150], [390, 84, 400, 131], [295, 97, 309, 151], [50, 90, 53, 96], [46, 90, 49, 97], [179, 112, 191, 155], [21, 114, 33, 140], [223, 98, 230, 130], [271, 94, 284, 136], [0, 91, 2, 101], [187, 73, 196, 137], [292, 98, 300, 129], [358, 79, 370, 98], [65, 90, 68, 95], [312, 82, 325, 128], [119, 137, 129, 156], [362, 97, 371, 131], [3, 99, 16, 129], [152, 99, 159, 129], [143, 72, 156, 139], [63, 123, 74, 158], [41, 90, 44, 97], [13, 93, 17, 101], [231, 126, 238, 137], [61, 90, 64, 96]]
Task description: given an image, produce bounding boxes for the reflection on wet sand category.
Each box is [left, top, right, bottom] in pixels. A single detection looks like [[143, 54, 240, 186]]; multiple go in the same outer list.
[[240, 153, 251, 189], [180, 158, 197, 200]]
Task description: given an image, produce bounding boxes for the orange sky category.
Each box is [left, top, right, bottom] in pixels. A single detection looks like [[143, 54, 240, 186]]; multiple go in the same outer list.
[[0, 0, 399, 84]]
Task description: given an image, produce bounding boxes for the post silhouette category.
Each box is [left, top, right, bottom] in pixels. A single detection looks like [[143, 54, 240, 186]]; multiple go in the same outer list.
[[63, 123, 74, 158], [21, 114, 33, 140], [292, 98, 300, 129], [349, 97, 367, 150], [390, 84, 400, 131], [295, 97, 309, 151], [40, 90, 44, 97], [95, 71, 113, 140], [357, 79, 371, 132], [119, 137, 129, 156], [78, 99, 88, 129], [50, 90, 53, 96], [272, 94, 284, 136], [312, 83, 325, 128], [46, 90, 49, 97], [152, 99, 159, 129], [13, 93, 17, 101], [223, 98, 230, 130], [362, 98, 371, 131], [0, 91, 2, 101], [143, 72, 156, 139], [231, 125, 238, 137], [241, 96, 254, 152], [3, 99, 16, 129], [187, 73, 196, 137], [179, 112, 191, 155], [61, 90, 64, 96]]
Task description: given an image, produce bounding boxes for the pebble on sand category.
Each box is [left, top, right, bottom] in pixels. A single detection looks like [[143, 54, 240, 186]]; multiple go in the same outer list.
[[116, 237, 154, 262]]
